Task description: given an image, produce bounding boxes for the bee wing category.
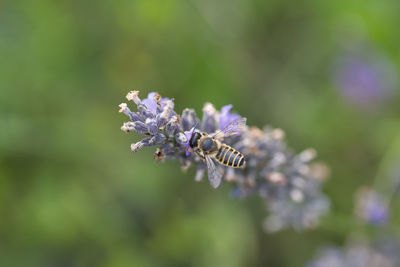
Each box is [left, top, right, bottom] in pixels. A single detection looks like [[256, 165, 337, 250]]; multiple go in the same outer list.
[[205, 156, 223, 188], [213, 117, 247, 140]]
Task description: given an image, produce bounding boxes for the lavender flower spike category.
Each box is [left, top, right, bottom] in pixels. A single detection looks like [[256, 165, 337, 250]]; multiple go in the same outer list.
[[119, 91, 330, 232]]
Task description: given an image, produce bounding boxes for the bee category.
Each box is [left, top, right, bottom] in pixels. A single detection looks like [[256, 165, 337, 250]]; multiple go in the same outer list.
[[188, 117, 247, 188]]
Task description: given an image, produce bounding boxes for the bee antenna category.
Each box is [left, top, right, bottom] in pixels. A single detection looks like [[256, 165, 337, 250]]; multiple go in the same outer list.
[[188, 120, 200, 140], [193, 120, 200, 130]]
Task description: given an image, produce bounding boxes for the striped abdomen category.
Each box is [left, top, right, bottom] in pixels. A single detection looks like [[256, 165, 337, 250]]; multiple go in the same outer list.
[[215, 144, 245, 168]]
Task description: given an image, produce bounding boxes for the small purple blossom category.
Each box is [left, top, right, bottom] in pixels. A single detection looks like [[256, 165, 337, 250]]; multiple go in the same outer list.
[[219, 104, 241, 130], [333, 50, 398, 109], [119, 91, 330, 232], [140, 92, 170, 115], [355, 187, 389, 226], [181, 127, 195, 156], [141, 92, 159, 115]]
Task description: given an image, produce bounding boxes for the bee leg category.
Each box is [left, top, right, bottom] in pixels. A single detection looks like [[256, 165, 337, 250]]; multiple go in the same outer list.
[[194, 150, 205, 161], [187, 147, 202, 159]]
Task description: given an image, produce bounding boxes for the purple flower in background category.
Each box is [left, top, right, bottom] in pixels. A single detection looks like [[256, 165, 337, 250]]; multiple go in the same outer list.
[[333, 50, 397, 109], [219, 104, 241, 130], [307, 247, 346, 267], [308, 238, 400, 267], [119, 91, 330, 232], [355, 187, 389, 226]]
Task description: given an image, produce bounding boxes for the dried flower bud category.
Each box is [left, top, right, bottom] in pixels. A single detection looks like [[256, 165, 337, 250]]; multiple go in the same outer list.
[[298, 148, 317, 162], [309, 162, 330, 182], [290, 189, 304, 203], [131, 141, 144, 152], [266, 172, 287, 185], [121, 122, 135, 133], [119, 103, 128, 113], [126, 90, 141, 104], [271, 128, 285, 140], [153, 92, 162, 106], [195, 168, 205, 182], [225, 168, 238, 182], [154, 148, 164, 161]]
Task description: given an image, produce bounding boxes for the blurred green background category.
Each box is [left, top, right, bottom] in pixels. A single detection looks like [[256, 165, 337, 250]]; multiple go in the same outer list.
[[1, 0, 400, 266]]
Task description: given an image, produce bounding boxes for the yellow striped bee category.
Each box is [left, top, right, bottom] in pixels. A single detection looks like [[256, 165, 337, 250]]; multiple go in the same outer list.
[[188, 118, 246, 188]]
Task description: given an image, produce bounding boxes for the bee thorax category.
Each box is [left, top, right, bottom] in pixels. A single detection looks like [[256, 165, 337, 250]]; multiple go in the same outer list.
[[199, 137, 217, 152]]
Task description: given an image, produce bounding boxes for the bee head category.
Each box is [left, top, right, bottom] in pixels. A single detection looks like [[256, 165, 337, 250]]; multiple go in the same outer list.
[[189, 131, 202, 148]]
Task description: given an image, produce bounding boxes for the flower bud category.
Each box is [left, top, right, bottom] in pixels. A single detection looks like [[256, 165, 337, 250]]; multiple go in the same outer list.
[[126, 90, 141, 104]]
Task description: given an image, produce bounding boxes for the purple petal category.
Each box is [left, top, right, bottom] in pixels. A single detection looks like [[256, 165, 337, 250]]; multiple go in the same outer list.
[[185, 149, 191, 157], [356, 188, 389, 226], [141, 92, 158, 115], [161, 97, 169, 105], [219, 104, 241, 130], [184, 127, 195, 145], [146, 119, 158, 135], [365, 198, 388, 225], [177, 127, 196, 155], [133, 121, 148, 134]]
